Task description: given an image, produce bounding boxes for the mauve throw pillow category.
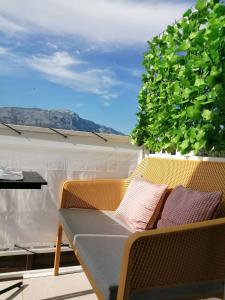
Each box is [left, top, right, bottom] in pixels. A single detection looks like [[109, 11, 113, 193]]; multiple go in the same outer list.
[[157, 185, 222, 228], [115, 176, 168, 232]]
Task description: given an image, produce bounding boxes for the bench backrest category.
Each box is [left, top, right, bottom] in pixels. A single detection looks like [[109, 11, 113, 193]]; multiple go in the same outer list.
[[129, 157, 225, 216]]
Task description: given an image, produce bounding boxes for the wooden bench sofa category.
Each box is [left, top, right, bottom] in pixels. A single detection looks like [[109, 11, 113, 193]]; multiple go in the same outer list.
[[54, 157, 225, 300]]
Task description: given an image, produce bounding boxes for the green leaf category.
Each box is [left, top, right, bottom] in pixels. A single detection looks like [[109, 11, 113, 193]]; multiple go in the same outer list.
[[189, 32, 197, 40], [187, 106, 202, 120], [206, 75, 217, 87], [177, 40, 191, 51], [183, 88, 191, 99], [193, 140, 206, 153], [206, 27, 221, 41], [173, 82, 181, 96], [190, 128, 196, 138], [183, 8, 192, 18], [196, 129, 206, 141], [196, 95, 207, 102], [155, 73, 162, 82], [196, 0, 207, 11], [202, 109, 212, 121], [202, 52, 210, 63], [194, 78, 205, 87], [166, 25, 174, 34], [214, 4, 225, 17], [209, 0, 220, 9], [180, 140, 190, 151]]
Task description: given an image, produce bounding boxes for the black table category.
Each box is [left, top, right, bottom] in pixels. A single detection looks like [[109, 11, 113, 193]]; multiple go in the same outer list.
[[0, 171, 47, 296], [0, 172, 47, 189]]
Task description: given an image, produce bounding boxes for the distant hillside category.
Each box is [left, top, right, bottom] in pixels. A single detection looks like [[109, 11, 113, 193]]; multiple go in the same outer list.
[[0, 107, 124, 135]]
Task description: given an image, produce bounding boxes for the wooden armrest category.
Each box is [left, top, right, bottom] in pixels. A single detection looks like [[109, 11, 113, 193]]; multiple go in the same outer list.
[[61, 178, 128, 210], [118, 218, 225, 300]]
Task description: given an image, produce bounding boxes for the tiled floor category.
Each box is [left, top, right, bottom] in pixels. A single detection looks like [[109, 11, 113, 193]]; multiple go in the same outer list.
[[0, 267, 98, 300]]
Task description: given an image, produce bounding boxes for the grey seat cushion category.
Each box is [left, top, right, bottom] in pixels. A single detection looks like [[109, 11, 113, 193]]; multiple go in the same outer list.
[[58, 208, 132, 300], [59, 208, 132, 243], [76, 235, 127, 300]]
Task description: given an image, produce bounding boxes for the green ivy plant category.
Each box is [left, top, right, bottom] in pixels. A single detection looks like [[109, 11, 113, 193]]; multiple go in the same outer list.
[[131, 0, 225, 155]]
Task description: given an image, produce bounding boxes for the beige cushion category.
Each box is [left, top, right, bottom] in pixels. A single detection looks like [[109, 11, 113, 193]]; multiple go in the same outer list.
[[115, 176, 167, 231]]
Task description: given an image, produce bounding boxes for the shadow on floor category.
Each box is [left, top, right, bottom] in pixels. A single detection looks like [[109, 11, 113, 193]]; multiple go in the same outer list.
[[58, 269, 84, 276], [41, 289, 94, 300], [5, 284, 28, 300]]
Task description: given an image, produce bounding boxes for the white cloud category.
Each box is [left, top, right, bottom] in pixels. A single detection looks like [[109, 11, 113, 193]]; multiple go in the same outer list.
[[26, 51, 120, 98], [0, 15, 25, 33], [46, 42, 58, 49], [0, 46, 121, 101], [0, 45, 25, 76], [74, 103, 84, 108], [0, 46, 9, 55], [101, 93, 118, 106], [102, 93, 118, 101], [131, 69, 143, 78], [0, 0, 191, 45]]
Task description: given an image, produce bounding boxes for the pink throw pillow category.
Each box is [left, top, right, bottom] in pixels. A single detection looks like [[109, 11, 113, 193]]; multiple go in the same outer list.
[[157, 185, 222, 228], [115, 177, 167, 231]]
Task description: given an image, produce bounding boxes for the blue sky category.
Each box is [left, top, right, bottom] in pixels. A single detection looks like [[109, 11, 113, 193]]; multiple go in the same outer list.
[[0, 0, 194, 134]]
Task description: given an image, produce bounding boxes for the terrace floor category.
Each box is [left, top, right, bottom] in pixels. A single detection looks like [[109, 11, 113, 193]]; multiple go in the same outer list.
[[0, 266, 98, 300], [0, 266, 222, 300]]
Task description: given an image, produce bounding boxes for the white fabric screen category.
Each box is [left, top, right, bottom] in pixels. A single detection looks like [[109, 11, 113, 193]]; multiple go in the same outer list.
[[0, 128, 140, 249]]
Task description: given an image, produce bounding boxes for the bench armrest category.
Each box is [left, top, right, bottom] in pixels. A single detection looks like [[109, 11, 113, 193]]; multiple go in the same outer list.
[[118, 218, 225, 300], [61, 178, 128, 210]]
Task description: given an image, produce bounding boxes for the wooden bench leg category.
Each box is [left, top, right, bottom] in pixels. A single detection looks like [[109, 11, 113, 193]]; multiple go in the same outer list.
[[54, 224, 63, 276]]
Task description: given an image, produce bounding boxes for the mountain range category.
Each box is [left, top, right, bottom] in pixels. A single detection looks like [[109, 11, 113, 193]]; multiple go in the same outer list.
[[0, 107, 123, 135]]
